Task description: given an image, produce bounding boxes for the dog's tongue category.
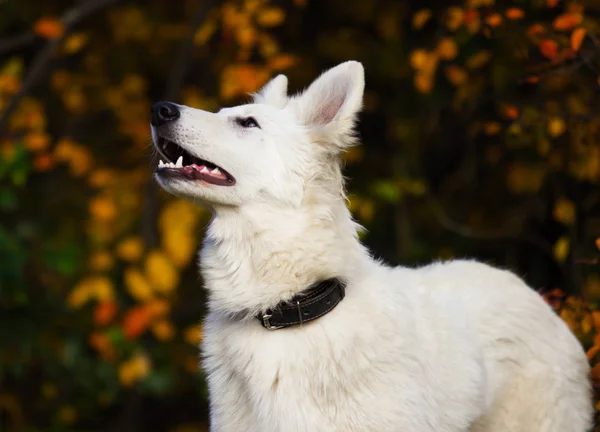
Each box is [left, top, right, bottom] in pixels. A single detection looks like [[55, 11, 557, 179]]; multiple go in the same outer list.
[[180, 164, 227, 181]]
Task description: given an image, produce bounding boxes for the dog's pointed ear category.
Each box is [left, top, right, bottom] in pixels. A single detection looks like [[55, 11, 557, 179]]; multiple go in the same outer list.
[[294, 61, 364, 143], [253, 74, 288, 109]]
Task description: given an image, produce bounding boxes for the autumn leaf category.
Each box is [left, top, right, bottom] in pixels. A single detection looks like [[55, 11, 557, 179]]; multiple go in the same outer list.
[[34, 17, 65, 39], [485, 13, 503, 28], [33, 154, 54, 172], [554, 237, 570, 262], [595, 237, 600, 251], [412, 9, 432, 29], [539, 39, 558, 60], [122, 306, 153, 340], [445, 65, 468, 86], [124, 267, 154, 302], [118, 353, 151, 386], [152, 319, 175, 341], [116, 237, 144, 262], [89, 251, 113, 271], [553, 198, 575, 225], [505, 8, 524, 20], [63, 33, 88, 54], [257, 7, 285, 27], [144, 250, 179, 294], [547, 117, 566, 138], [570, 27, 586, 52], [445, 7, 464, 31], [94, 301, 117, 326], [184, 326, 203, 345], [553, 13, 582, 31], [527, 24, 544, 36], [89, 196, 117, 222], [437, 38, 458, 60]]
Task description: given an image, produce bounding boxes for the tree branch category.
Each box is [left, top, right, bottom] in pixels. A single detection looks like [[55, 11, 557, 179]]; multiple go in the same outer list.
[[0, 0, 124, 134]]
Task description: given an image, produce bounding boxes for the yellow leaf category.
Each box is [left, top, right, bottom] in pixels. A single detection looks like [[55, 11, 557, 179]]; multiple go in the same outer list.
[[63, 33, 88, 54], [152, 319, 175, 341], [437, 38, 458, 60], [145, 250, 179, 294], [547, 117, 566, 137], [67, 282, 93, 309], [410, 50, 429, 70], [257, 7, 285, 27], [414, 73, 434, 94], [553, 198, 575, 225], [445, 7, 464, 31], [412, 9, 432, 29], [91, 276, 115, 301], [506, 163, 545, 194], [466, 50, 491, 69], [89, 196, 117, 222], [34, 17, 65, 40], [118, 353, 151, 387], [117, 237, 144, 262], [58, 405, 77, 424], [267, 54, 298, 71], [553, 237, 570, 262], [445, 65, 468, 86], [89, 251, 114, 271], [193, 20, 217, 46], [162, 227, 196, 268], [184, 325, 203, 345], [124, 267, 154, 302]]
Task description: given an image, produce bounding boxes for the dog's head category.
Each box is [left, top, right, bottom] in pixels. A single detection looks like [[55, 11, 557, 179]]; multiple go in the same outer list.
[[150, 61, 364, 208]]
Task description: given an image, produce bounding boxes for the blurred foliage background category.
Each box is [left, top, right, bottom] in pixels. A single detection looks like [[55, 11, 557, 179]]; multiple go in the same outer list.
[[1, 0, 600, 430]]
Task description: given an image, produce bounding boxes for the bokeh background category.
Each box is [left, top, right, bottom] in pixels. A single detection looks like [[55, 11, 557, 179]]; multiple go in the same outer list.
[[1, 0, 600, 430]]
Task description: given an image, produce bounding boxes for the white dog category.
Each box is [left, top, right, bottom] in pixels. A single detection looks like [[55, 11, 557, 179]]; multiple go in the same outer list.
[[150, 61, 592, 432]]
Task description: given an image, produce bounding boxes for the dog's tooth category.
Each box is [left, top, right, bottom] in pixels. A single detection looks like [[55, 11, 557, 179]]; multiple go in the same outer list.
[[175, 156, 183, 168], [200, 166, 210, 173], [211, 168, 221, 175], [159, 160, 164, 168]]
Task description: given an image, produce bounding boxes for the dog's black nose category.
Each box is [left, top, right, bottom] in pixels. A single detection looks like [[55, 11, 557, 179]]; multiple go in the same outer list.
[[151, 101, 180, 126]]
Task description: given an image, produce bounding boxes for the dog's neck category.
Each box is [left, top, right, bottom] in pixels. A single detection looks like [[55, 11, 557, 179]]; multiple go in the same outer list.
[[199, 195, 368, 320]]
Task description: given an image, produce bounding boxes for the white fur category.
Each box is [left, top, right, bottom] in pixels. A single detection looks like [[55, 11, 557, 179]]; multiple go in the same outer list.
[[152, 61, 593, 431]]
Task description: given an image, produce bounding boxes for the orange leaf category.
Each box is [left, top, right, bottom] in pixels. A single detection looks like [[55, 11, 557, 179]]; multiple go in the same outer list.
[[595, 237, 600, 251], [523, 76, 540, 84], [587, 345, 600, 360], [33, 153, 54, 172], [122, 306, 153, 340], [504, 105, 519, 120], [464, 10, 479, 23], [94, 301, 117, 326], [547, 0, 559, 7], [553, 13, 582, 31], [505, 8, 525, 20], [570, 27, 586, 52], [539, 39, 559, 60], [34, 17, 65, 40], [527, 24, 544, 36], [485, 13, 503, 28]]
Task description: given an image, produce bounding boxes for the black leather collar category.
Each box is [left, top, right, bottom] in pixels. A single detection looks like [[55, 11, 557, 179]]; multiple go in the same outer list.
[[256, 278, 346, 330]]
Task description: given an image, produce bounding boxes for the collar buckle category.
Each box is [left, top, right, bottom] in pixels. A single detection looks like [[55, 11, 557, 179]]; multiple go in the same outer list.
[[261, 313, 283, 330]]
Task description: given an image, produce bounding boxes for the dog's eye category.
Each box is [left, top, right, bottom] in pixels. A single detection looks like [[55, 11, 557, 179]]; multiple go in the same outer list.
[[237, 117, 260, 128]]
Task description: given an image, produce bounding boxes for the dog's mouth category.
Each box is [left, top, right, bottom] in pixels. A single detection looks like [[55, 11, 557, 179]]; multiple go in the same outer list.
[[154, 137, 235, 186]]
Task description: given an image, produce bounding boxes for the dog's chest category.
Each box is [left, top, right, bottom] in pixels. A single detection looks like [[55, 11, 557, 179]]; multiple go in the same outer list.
[[202, 317, 428, 431]]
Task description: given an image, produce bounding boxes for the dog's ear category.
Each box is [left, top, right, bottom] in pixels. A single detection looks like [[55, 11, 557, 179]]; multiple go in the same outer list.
[[294, 61, 364, 147], [253, 74, 288, 109]]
